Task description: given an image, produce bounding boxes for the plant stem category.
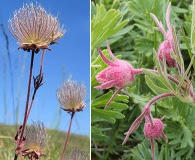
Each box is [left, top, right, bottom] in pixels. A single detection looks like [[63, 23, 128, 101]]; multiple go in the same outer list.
[[144, 93, 175, 111], [165, 142, 168, 160], [26, 50, 45, 119], [20, 50, 35, 142], [148, 69, 195, 101], [14, 50, 35, 160], [39, 49, 45, 74], [123, 93, 174, 145], [105, 87, 122, 109], [60, 112, 75, 160]]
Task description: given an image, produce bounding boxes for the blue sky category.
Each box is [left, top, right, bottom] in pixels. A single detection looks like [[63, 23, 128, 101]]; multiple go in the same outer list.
[[0, 0, 90, 136]]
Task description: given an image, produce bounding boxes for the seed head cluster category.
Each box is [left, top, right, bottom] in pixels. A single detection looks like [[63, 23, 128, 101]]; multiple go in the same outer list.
[[25, 122, 47, 152], [57, 80, 86, 112], [8, 3, 64, 53]]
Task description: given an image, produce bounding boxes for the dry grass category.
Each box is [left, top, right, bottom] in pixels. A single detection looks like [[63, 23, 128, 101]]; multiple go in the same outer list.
[[0, 123, 90, 159]]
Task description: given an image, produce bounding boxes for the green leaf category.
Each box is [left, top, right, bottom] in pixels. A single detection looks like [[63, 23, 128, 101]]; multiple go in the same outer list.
[[175, 147, 189, 158], [92, 134, 108, 141], [91, 4, 129, 49], [92, 90, 129, 108], [92, 108, 125, 123], [157, 106, 178, 120], [145, 75, 171, 95], [91, 126, 101, 134], [111, 25, 134, 37], [191, 0, 195, 54], [181, 126, 194, 148]]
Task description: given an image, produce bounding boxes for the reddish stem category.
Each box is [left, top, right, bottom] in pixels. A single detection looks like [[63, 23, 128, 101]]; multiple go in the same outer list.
[[26, 50, 45, 120], [149, 69, 195, 101], [105, 87, 122, 109], [122, 93, 174, 145], [14, 50, 35, 160], [144, 93, 175, 112], [60, 112, 75, 160]]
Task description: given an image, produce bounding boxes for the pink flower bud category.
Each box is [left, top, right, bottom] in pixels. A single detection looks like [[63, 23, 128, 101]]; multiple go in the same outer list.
[[158, 40, 176, 68], [95, 41, 143, 90], [95, 41, 143, 108], [151, 3, 178, 68], [96, 59, 136, 89], [144, 117, 168, 142]]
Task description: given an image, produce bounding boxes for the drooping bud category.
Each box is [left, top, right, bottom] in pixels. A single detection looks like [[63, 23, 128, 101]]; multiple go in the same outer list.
[[95, 40, 143, 108], [95, 57, 136, 89], [151, 2, 177, 68], [144, 117, 168, 142], [158, 40, 176, 68]]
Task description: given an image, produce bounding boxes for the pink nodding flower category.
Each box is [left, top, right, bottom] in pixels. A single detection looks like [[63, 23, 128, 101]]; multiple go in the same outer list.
[[144, 117, 168, 160], [150, 2, 176, 68], [122, 111, 168, 160], [95, 40, 143, 108], [144, 117, 167, 141], [158, 40, 175, 67], [122, 93, 173, 160], [123, 111, 168, 160]]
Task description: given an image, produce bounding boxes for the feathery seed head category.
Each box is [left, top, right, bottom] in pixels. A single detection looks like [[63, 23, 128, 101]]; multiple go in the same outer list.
[[21, 122, 47, 159], [57, 80, 86, 112], [8, 3, 64, 53]]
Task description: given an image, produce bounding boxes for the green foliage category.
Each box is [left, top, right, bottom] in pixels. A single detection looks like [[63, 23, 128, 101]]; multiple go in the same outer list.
[[91, 0, 195, 160], [91, 3, 129, 50]]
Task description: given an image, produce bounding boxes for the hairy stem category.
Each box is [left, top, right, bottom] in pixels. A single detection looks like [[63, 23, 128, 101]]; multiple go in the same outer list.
[[14, 50, 35, 160], [26, 50, 45, 119], [105, 87, 122, 109], [60, 112, 75, 160], [123, 93, 174, 145], [149, 69, 195, 101], [144, 93, 174, 111]]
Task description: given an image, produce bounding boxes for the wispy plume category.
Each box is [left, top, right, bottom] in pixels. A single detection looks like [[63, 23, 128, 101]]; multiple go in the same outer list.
[[8, 3, 65, 53]]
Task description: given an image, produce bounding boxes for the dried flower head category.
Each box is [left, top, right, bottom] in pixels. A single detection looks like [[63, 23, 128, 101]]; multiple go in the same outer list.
[[150, 2, 176, 68], [57, 80, 86, 112], [21, 122, 47, 159], [95, 40, 143, 108], [8, 3, 64, 53], [65, 148, 89, 160]]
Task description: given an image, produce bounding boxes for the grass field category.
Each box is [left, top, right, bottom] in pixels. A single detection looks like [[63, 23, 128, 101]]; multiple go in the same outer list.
[[0, 123, 90, 159]]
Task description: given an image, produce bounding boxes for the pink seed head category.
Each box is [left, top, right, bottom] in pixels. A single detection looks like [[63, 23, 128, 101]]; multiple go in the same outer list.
[[158, 40, 176, 68], [96, 59, 135, 89], [144, 118, 168, 142]]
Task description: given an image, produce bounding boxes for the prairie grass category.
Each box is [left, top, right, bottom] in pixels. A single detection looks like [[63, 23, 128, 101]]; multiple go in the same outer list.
[[0, 124, 90, 159]]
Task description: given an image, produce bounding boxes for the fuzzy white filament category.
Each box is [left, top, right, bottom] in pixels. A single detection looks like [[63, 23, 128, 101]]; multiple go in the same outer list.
[[8, 3, 64, 50], [25, 121, 47, 151], [57, 81, 86, 111]]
